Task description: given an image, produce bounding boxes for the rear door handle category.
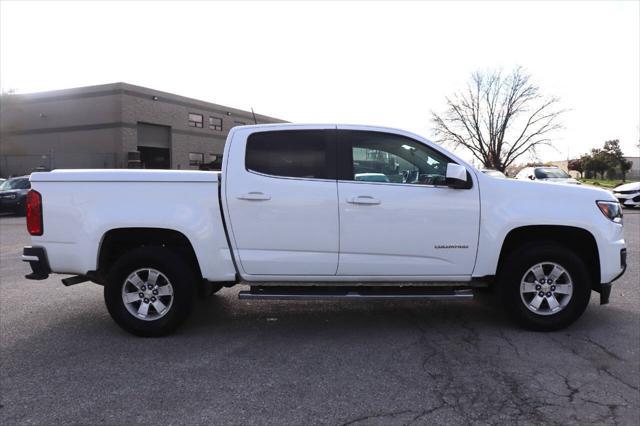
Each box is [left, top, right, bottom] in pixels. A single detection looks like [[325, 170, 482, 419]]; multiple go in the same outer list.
[[237, 192, 271, 201], [347, 196, 381, 205]]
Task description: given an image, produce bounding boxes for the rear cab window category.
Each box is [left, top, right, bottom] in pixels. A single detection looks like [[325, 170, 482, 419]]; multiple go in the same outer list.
[[245, 130, 336, 180]]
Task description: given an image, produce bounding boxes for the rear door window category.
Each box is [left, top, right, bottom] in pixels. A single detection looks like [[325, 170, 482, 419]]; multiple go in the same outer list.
[[245, 130, 335, 179]]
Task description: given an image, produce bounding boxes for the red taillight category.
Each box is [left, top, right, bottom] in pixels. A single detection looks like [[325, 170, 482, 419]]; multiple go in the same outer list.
[[26, 190, 43, 236]]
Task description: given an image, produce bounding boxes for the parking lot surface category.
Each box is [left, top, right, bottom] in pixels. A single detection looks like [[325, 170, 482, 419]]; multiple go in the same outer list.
[[1, 212, 639, 425]]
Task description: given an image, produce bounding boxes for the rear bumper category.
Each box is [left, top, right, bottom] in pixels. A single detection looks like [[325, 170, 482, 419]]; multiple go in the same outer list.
[[0, 199, 21, 212], [22, 246, 51, 280]]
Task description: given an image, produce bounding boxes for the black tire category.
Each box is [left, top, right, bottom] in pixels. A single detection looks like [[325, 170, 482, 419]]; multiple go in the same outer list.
[[104, 247, 197, 337], [498, 242, 592, 331]]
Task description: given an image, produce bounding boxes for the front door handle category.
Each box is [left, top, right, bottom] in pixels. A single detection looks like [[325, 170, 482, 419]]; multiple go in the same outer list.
[[347, 196, 381, 205], [237, 192, 271, 201]]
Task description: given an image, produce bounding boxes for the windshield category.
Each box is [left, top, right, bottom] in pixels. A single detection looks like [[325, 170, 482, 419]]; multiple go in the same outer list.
[[0, 178, 28, 190], [534, 168, 570, 179]]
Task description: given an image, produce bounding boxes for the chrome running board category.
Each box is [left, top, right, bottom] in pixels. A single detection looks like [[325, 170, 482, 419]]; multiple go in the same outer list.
[[238, 286, 474, 301]]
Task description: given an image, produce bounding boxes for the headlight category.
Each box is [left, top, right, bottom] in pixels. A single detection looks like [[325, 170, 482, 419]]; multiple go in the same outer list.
[[596, 200, 623, 224]]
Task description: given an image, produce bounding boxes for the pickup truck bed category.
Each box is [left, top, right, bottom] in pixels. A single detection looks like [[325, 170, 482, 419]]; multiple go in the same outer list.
[[26, 169, 236, 282]]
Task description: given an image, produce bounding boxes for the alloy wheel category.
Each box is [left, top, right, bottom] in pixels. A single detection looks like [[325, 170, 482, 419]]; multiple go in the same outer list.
[[519, 262, 573, 316], [121, 268, 174, 321]]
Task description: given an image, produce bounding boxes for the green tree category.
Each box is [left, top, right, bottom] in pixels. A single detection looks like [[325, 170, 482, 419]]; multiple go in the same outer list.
[[568, 157, 584, 178], [603, 139, 632, 181], [583, 149, 613, 179]]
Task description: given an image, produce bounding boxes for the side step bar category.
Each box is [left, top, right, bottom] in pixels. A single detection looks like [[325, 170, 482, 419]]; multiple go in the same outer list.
[[61, 275, 91, 287], [238, 286, 474, 301]]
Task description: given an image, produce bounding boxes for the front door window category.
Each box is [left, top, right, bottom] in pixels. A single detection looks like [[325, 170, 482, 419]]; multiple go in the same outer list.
[[339, 131, 451, 186]]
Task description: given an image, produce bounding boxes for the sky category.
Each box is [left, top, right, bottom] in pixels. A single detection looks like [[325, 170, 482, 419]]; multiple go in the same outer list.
[[1, 0, 639, 163]]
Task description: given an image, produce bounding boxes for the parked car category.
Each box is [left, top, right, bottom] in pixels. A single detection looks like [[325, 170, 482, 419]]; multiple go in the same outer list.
[[0, 176, 31, 215], [22, 124, 626, 336], [612, 181, 640, 208], [31, 166, 51, 173], [480, 169, 507, 178], [515, 166, 581, 185]]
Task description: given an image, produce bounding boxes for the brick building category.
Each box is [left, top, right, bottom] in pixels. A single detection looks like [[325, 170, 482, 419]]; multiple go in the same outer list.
[[0, 83, 285, 176]]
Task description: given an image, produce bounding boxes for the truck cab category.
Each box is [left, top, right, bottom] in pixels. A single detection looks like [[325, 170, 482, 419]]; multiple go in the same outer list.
[[223, 125, 479, 279]]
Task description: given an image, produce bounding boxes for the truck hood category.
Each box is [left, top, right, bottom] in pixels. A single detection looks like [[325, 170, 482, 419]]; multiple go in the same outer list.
[[479, 173, 616, 204], [30, 169, 221, 183]]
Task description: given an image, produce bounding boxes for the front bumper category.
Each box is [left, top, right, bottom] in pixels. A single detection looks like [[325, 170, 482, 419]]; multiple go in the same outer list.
[[22, 246, 51, 280], [597, 248, 627, 305], [613, 192, 640, 206]]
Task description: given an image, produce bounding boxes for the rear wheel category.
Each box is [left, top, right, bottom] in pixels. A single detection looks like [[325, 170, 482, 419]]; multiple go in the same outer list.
[[499, 243, 591, 331], [104, 247, 197, 337]]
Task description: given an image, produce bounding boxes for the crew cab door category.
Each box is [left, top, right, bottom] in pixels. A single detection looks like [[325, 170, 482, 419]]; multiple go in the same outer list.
[[335, 128, 480, 277], [223, 126, 339, 276]]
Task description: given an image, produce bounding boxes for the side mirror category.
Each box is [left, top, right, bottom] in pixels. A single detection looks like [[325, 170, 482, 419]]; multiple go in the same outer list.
[[528, 175, 535, 180], [445, 163, 469, 189]]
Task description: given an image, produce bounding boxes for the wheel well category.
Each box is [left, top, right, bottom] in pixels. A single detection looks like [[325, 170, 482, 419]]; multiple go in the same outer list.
[[497, 225, 600, 287], [97, 228, 202, 280]]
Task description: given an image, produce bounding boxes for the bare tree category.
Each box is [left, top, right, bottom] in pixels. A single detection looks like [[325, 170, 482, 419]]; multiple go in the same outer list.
[[431, 67, 564, 172]]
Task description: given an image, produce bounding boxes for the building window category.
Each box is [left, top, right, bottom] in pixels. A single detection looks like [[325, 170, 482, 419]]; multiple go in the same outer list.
[[189, 152, 204, 166], [188, 113, 203, 128], [209, 116, 223, 131], [196, 153, 223, 171]]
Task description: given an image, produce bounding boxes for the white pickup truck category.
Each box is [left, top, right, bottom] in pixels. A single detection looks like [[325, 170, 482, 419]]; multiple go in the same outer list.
[[23, 124, 627, 336]]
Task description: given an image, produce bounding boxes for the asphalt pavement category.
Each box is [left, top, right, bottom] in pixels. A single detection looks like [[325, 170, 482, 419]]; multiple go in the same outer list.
[[1, 212, 639, 425]]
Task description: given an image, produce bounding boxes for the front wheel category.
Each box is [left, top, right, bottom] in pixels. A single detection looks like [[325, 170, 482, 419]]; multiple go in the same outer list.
[[499, 243, 592, 331], [104, 247, 197, 337]]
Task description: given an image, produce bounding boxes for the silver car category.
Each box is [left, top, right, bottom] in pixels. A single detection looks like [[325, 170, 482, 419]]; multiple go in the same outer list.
[[515, 166, 581, 185], [612, 181, 640, 208], [480, 169, 507, 178]]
